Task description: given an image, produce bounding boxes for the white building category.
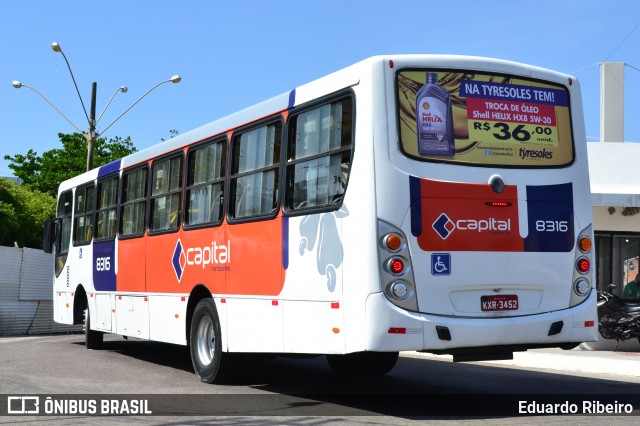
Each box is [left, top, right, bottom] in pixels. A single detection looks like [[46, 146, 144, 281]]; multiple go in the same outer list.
[[583, 62, 640, 350], [585, 142, 640, 350]]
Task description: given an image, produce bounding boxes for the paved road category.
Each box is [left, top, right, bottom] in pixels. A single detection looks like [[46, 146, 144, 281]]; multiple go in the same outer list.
[[1, 334, 639, 423]]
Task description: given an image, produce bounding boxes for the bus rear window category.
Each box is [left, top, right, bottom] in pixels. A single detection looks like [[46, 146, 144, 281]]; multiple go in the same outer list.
[[396, 69, 574, 167]]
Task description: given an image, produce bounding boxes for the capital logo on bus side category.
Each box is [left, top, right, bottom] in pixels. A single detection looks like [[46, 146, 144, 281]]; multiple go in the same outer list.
[[172, 239, 231, 283], [172, 240, 187, 282]]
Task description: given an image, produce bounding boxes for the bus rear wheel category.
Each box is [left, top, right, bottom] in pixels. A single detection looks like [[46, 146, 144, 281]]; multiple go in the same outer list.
[[327, 351, 399, 376], [189, 298, 237, 383]]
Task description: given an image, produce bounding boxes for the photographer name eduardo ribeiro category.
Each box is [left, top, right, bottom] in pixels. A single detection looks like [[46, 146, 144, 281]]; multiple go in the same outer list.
[[519, 399, 634, 415], [7, 396, 152, 415]]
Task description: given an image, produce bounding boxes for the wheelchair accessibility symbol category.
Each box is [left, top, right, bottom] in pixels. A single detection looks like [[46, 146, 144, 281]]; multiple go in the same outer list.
[[431, 253, 451, 276]]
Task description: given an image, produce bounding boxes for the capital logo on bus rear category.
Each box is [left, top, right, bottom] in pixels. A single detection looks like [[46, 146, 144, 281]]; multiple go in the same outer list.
[[412, 176, 521, 251], [432, 213, 455, 239], [432, 211, 513, 241], [410, 176, 575, 253]]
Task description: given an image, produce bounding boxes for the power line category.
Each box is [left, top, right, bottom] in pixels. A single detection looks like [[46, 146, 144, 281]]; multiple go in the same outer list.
[[626, 63, 640, 73], [604, 19, 640, 61], [571, 62, 640, 78], [570, 62, 599, 75]]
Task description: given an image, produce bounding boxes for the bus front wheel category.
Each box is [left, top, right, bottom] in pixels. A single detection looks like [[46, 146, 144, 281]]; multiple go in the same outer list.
[[189, 298, 237, 383], [84, 309, 103, 349]]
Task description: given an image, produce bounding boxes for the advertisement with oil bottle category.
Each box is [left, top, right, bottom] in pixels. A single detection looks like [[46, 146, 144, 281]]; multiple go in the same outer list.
[[397, 70, 574, 167]]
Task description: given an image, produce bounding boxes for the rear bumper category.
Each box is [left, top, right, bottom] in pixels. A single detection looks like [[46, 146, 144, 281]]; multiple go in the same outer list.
[[365, 289, 598, 352]]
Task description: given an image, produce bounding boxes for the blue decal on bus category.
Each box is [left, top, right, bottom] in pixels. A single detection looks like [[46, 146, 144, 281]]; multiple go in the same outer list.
[[282, 216, 289, 270], [288, 89, 296, 110], [98, 159, 121, 179], [431, 253, 451, 275], [409, 175, 422, 237], [524, 183, 574, 253], [93, 241, 116, 291]]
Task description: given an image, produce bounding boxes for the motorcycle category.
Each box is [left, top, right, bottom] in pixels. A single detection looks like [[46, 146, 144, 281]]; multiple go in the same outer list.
[[597, 284, 640, 348]]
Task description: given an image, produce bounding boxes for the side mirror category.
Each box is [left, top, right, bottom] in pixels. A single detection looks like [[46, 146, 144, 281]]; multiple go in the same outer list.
[[43, 218, 57, 254]]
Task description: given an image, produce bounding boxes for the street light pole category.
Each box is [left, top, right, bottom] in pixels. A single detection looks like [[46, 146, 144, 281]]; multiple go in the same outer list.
[[50, 42, 90, 125], [98, 75, 182, 137], [11, 81, 84, 134], [13, 42, 181, 172], [88, 82, 97, 171], [96, 86, 128, 125], [52, 41, 99, 171]]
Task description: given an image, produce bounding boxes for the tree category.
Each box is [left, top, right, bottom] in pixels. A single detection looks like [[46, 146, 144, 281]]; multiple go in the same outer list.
[[0, 178, 55, 249], [4, 132, 137, 197], [161, 129, 180, 142]]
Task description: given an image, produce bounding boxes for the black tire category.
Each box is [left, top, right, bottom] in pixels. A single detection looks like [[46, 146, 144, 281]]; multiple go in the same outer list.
[[327, 351, 399, 377], [189, 298, 237, 383], [84, 309, 103, 349]]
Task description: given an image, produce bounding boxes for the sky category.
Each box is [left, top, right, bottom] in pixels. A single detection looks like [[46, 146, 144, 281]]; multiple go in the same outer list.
[[1, 0, 639, 178]]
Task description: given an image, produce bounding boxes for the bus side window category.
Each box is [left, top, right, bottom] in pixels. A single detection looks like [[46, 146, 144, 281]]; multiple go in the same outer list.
[[286, 96, 353, 212], [73, 184, 95, 245], [120, 167, 148, 237], [57, 190, 73, 254], [150, 155, 182, 232], [186, 139, 226, 227], [95, 176, 119, 240], [230, 121, 281, 220]]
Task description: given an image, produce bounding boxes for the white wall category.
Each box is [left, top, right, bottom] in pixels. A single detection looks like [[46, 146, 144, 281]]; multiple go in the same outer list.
[[593, 206, 640, 232], [0, 246, 82, 336]]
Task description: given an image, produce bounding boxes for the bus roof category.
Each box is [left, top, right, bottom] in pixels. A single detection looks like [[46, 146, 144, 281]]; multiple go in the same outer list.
[[57, 54, 576, 193]]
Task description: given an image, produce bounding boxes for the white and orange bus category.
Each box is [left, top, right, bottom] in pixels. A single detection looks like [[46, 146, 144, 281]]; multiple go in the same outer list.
[[45, 55, 597, 383]]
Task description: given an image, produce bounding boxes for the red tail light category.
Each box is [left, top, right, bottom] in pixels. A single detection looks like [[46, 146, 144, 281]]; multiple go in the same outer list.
[[577, 258, 590, 274], [389, 258, 404, 274]]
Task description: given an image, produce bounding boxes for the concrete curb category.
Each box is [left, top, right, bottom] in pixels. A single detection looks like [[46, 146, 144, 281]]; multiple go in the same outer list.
[[404, 350, 640, 377]]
